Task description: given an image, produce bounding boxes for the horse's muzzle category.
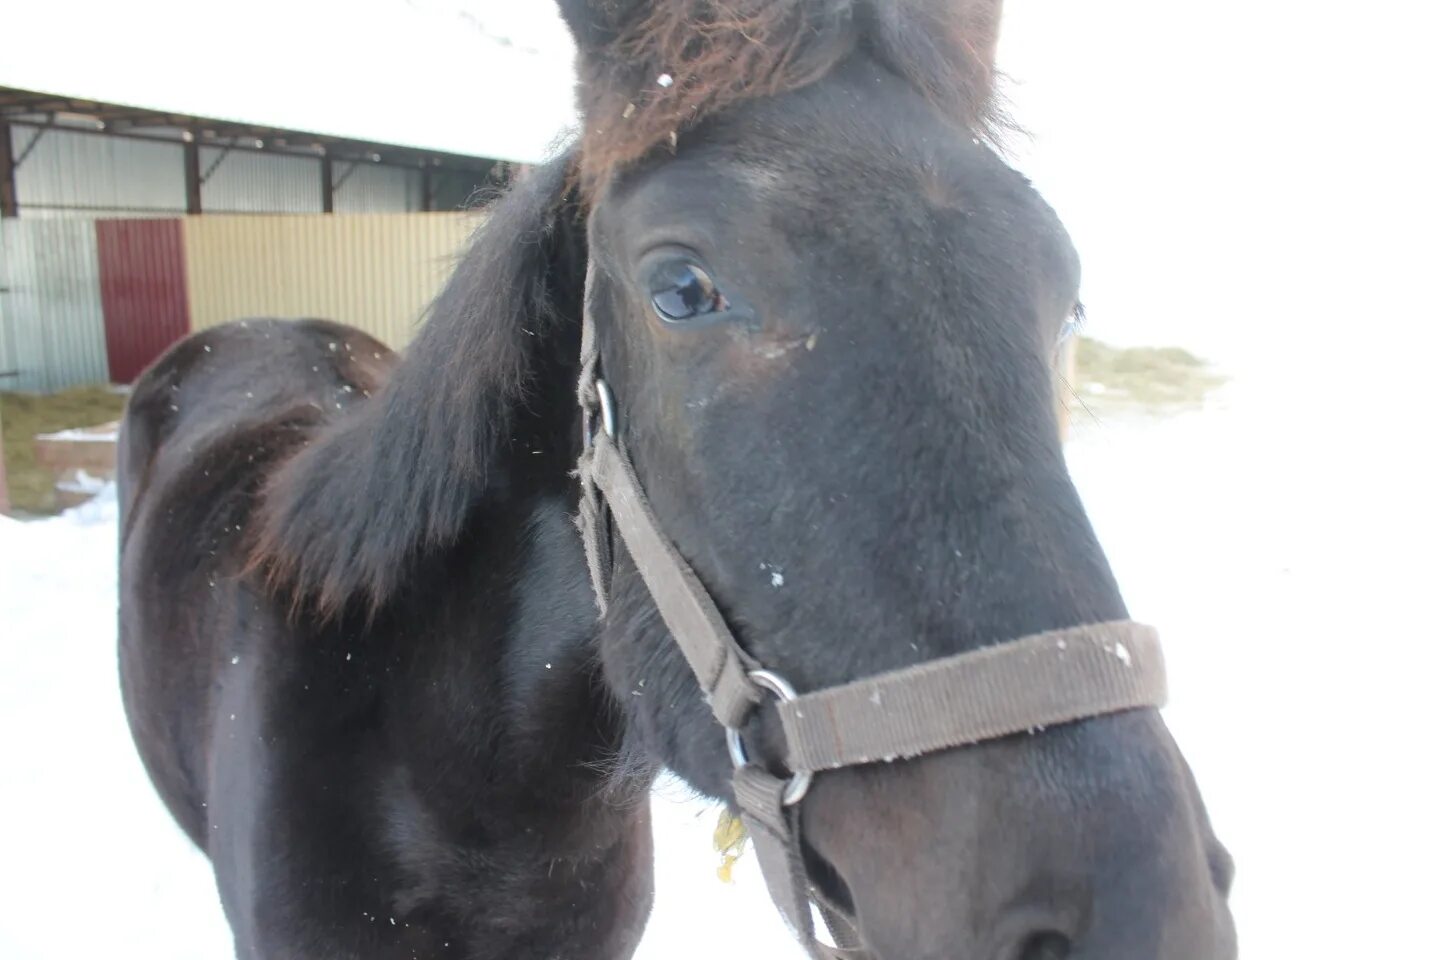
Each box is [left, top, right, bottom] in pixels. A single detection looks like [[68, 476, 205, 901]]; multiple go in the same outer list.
[[798, 708, 1237, 960]]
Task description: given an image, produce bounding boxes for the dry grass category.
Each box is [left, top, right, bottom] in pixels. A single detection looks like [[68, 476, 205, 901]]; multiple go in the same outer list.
[[1, 386, 128, 516], [1071, 337, 1225, 414]]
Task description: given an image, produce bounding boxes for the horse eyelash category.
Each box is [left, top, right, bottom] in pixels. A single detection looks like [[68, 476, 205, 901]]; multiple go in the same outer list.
[[1059, 302, 1086, 343]]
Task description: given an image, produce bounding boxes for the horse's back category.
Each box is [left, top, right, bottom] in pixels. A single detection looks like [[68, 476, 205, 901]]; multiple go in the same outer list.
[[118, 318, 394, 845]]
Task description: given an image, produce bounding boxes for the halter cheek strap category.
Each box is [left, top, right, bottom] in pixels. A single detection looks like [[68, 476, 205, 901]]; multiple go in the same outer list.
[[573, 311, 1168, 959]]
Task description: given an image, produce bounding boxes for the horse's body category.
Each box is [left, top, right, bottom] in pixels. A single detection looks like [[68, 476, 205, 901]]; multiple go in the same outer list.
[[119, 3, 1236, 958], [120, 318, 651, 958]]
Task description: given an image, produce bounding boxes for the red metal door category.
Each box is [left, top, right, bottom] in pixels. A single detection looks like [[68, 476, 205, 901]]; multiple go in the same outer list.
[[96, 219, 190, 384]]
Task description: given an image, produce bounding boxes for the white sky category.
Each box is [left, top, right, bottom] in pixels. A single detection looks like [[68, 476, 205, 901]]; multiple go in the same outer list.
[[4, 0, 1436, 378], [998, 1, 1436, 377], [1, 1, 580, 163]]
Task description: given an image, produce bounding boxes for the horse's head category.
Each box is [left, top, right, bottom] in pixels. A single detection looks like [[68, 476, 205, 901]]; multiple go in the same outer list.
[[255, 2, 1234, 955], [560, 2, 1235, 957]]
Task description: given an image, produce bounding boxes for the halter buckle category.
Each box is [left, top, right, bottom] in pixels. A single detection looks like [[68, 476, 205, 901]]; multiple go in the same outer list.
[[726, 669, 813, 806]]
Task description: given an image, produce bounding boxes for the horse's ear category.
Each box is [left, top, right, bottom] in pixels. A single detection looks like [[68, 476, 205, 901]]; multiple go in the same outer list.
[[252, 155, 585, 619], [863, 0, 1005, 131], [554, 0, 645, 54], [951, 0, 1004, 74], [556, 1, 1003, 88]]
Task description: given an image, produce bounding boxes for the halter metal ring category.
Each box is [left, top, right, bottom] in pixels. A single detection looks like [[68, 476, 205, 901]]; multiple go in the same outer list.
[[595, 378, 617, 439], [726, 669, 813, 806]]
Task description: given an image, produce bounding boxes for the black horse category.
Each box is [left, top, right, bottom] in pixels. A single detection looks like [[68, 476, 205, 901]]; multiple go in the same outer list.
[[118, 2, 1235, 958]]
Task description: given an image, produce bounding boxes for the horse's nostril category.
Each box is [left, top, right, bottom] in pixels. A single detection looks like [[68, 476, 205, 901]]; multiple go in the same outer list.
[[1016, 932, 1072, 960]]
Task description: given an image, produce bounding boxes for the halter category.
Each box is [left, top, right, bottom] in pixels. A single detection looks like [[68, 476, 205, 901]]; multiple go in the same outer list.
[[573, 308, 1167, 959]]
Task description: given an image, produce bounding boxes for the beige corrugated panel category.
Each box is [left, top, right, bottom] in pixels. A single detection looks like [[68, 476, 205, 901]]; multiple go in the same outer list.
[[182, 212, 480, 348]]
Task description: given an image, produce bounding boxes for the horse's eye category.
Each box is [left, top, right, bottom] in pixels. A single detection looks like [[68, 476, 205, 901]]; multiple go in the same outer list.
[[649, 262, 727, 324]]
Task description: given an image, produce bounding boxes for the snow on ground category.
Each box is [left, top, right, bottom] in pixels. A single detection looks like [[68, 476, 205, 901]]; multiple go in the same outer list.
[[1, 379, 1433, 958], [0, 488, 235, 960]]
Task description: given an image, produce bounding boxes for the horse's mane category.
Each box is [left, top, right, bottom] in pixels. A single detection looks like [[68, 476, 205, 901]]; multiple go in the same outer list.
[[565, 0, 1005, 193], [249, 158, 583, 620]]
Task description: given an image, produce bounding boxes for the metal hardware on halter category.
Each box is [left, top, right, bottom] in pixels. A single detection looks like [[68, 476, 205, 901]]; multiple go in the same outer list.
[[596, 379, 617, 439], [585, 378, 617, 449], [726, 669, 814, 807]]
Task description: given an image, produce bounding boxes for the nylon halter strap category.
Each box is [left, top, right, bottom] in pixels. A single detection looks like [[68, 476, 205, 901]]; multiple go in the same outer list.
[[574, 310, 1169, 960]]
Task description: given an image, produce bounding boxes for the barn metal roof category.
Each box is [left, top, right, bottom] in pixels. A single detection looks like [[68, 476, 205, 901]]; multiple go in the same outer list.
[[0, 87, 510, 177]]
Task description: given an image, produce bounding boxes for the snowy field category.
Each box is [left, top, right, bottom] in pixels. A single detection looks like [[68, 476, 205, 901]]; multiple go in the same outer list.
[[3, 372, 1433, 959]]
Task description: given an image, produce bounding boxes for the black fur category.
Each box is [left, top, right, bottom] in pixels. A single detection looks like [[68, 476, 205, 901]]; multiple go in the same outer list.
[[119, 3, 1235, 958], [252, 161, 587, 619], [122, 315, 651, 960]]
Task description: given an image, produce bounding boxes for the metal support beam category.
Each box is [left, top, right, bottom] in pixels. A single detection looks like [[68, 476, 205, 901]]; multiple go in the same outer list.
[[321, 156, 334, 213], [13, 122, 50, 169], [183, 131, 202, 214], [0, 98, 76, 115], [200, 139, 236, 183], [331, 161, 360, 192], [0, 121, 16, 217], [106, 114, 187, 132]]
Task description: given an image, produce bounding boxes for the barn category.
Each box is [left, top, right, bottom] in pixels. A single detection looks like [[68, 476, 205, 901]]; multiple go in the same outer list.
[[0, 1, 577, 393]]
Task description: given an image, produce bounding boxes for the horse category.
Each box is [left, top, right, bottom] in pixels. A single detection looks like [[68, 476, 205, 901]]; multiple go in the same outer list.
[[117, 2, 1236, 958]]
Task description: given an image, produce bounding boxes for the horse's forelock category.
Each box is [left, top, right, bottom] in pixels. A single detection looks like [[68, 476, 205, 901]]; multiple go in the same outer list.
[[568, 0, 1007, 194], [574, 1, 851, 194]]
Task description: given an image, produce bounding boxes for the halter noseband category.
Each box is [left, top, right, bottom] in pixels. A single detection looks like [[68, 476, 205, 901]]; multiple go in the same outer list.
[[573, 310, 1167, 959]]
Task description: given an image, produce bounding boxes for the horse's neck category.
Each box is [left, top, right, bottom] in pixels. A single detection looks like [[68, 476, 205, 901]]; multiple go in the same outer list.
[[369, 490, 650, 946], [384, 488, 617, 794]]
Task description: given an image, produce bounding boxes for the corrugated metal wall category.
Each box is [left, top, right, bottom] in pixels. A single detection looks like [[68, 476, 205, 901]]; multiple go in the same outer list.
[[1, 212, 477, 391], [96, 220, 191, 383], [183, 212, 476, 347], [9, 126, 456, 217], [200, 147, 324, 214], [333, 163, 424, 213], [0, 219, 110, 391], [9, 125, 187, 218]]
